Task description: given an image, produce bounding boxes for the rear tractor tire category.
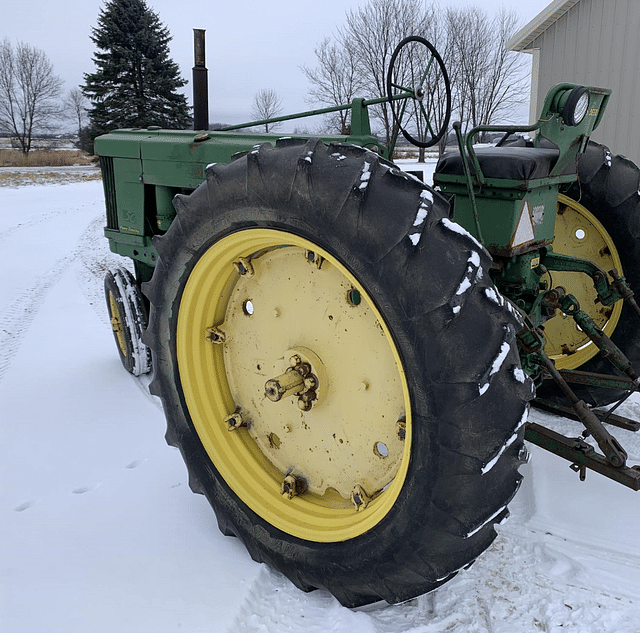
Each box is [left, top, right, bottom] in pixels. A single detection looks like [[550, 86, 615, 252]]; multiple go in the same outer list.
[[144, 139, 532, 607], [104, 267, 151, 376], [538, 142, 640, 405]]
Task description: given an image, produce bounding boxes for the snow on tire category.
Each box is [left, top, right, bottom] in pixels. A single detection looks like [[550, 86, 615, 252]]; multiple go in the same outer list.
[[143, 139, 533, 607]]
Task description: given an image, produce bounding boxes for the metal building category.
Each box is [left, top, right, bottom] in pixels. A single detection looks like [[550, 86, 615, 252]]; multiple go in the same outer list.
[[507, 0, 640, 165]]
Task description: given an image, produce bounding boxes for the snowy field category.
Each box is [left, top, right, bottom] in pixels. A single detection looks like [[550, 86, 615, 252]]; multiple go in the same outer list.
[[2, 166, 640, 633]]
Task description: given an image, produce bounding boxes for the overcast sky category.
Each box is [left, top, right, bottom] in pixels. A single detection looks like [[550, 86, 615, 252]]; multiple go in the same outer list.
[[2, 0, 552, 129]]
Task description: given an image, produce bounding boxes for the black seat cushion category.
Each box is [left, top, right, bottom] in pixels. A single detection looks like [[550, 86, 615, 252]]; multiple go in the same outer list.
[[435, 147, 562, 180]]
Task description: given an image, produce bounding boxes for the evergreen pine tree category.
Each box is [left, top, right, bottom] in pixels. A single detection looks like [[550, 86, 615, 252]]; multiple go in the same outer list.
[[83, 0, 191, 139]]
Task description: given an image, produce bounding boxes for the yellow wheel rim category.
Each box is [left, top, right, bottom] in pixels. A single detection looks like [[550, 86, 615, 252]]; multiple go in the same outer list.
[[109, 291, 127, 357], [176, 229, 412, 542], [544, 194, 623, 369]]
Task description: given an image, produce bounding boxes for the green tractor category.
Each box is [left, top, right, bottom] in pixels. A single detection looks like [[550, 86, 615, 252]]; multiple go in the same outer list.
[[96, 34, 640, 607]]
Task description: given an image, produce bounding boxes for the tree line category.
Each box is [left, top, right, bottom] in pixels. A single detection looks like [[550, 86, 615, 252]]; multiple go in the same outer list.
[[0, 0, 527, 156]]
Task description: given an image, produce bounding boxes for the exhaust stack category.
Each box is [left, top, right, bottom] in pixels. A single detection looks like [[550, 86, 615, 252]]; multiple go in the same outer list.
[[192, 29, 209, 131]]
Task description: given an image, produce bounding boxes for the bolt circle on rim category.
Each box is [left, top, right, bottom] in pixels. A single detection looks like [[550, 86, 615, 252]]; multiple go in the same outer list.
[[543, 194, 624, 370], [176, 228, 412, 542]]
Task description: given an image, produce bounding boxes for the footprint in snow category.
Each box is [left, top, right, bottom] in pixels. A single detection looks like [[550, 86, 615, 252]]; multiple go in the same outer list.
[[14, 500, 37, 512]]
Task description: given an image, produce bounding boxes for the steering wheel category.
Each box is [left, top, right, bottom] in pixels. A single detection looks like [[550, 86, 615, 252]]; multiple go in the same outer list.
[[386, 36, 452, 148]]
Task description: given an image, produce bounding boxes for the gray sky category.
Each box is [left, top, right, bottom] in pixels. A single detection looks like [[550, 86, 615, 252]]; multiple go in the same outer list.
[[2, 0, 551, 129]]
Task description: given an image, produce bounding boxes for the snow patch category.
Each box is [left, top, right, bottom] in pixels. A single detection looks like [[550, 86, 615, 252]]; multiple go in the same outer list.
[[484, 286, 502, 306], [359, 161, 372, 190], [478, 338, 511, 396], [404, 170, 424, 185], [466, 504, 508, 538], [484, 286, 524, 326], [456, 251, 481, 296], [413, 206, 429, 227], [605, 150, 612, 167], [420, 188, 433, 203], [412, 190, 433, 227], [513, 366, 526, 384], [331, 153, 347, 161], [448, 251, 483, 316], [440, 217, 484, 252], [481, 406, 529, 475]]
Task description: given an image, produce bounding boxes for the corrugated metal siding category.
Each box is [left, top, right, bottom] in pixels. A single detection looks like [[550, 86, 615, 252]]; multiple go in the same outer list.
[[530, 0, 640, 165]]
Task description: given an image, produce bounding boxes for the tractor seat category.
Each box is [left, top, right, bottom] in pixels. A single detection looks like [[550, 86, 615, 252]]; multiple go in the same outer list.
[[435, 146, 566, 181]]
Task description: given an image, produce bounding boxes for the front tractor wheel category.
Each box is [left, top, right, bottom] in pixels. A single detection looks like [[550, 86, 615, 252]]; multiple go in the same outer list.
[[144, 139, 531, 607], [104, 267, 151, 376]]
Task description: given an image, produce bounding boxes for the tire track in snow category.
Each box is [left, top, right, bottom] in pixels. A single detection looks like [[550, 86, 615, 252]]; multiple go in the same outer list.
[[75, 213, 128, 327], [0, 251, 77, 382], [0, 212, 116, 383], [0, 205, 76, 246]]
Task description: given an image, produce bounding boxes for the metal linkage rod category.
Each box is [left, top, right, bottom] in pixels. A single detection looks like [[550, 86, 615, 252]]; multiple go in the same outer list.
[[537, 349, 628, 468]]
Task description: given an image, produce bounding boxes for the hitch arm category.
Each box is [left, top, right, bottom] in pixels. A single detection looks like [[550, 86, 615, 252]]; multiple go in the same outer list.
[[525, 423, 640, 490], [536, 350, 628, 468]]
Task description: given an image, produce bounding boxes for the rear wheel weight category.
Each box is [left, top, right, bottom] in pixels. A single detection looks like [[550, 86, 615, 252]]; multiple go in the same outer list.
[[144, 140, 531, 607]]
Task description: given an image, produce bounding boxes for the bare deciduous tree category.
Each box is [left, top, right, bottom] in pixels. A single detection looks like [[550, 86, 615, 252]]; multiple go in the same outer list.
[[301, 38, 365, 134], [446, 7, 528, 138], [64, 88, 89, 140], [339, 0, 435, 147], [0, 39, 63, 154], [251, 89, 283, 133]]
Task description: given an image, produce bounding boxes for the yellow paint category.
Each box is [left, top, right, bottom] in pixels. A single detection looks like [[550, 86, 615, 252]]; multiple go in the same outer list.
[[544, 194, 623, 369], [176, 229, 412, 542], [109, 291, 127, 357]]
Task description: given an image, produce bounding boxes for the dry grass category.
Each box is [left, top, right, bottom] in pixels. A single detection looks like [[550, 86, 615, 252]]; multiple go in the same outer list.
[[0, 148, 95, 167], [0, 170, 101, 187]]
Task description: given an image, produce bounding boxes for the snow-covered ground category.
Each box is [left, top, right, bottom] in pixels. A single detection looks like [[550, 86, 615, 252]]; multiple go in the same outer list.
[[2, 167, 640, 633]]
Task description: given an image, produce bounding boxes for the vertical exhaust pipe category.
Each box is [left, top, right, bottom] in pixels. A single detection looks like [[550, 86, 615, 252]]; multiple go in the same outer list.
[[193, 29, 209, 131]]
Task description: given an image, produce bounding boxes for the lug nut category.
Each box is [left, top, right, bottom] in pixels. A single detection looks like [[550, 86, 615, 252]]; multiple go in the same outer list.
[[282, 474, 306, 499], [224, 411, 246, 431], [351, 484, 371, 511], [397, 418, 407, 441], [233, 257, 254, 277], [206, 326, 226, 344]]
